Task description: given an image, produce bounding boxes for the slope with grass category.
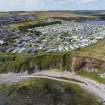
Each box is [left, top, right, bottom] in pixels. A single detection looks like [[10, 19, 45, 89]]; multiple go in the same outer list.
[[77, 70, 105, 84], [0, 78, 99, 105]]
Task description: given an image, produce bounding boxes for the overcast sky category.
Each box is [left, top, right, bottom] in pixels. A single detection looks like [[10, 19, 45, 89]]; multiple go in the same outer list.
[[0, 0, 105, 11]]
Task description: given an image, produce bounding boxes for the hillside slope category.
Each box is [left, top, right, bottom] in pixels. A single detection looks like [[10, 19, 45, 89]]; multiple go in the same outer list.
[[0, 78, 99, 105]]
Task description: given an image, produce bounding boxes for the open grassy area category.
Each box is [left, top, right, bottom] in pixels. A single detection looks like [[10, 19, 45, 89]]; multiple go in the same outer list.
[[8, 18, 45, 29], [8, 17, 61, 30], [77, 70, 105, 84], [71, 38, 105, 61], [34, 11, 96, 18], [0, 12, 12, 17]]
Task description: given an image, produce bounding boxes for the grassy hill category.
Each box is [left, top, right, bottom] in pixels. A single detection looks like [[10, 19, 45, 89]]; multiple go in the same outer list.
[[16, 11, 94, 17], [72, 38, 105, 60], [6, 11, 104, 31]]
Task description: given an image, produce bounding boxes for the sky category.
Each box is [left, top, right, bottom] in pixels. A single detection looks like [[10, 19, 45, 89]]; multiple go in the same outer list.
[[0, 0, 105, 11]]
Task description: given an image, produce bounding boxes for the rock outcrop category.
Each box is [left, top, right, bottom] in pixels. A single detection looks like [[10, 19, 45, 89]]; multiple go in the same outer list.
[[71, 56, 105, 72]]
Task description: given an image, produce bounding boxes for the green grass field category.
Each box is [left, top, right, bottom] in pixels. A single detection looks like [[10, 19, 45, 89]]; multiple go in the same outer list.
[[8, 18, 45, 29], [71, 38, 105, 60], [77, 70, 105, 84]]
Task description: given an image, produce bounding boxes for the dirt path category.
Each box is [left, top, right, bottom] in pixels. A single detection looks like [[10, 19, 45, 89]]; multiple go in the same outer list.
[[25, 71, 105, 103], [0, 71, 105, 104]]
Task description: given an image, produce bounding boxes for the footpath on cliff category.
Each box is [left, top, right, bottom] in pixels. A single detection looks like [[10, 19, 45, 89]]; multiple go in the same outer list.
[[0, 71, 105, 104]]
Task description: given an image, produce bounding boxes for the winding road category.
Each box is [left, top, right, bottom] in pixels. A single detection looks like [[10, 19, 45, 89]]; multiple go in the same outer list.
[[0, 71, 105, 104]]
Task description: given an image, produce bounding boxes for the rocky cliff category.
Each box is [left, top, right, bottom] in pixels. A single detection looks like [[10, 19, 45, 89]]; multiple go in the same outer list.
[[0, 53, 105, 73], [71, 56, 105, 73]]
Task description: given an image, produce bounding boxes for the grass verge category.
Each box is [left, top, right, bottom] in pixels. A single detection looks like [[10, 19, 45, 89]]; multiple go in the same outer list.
[[77, 70, 105, 84]]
